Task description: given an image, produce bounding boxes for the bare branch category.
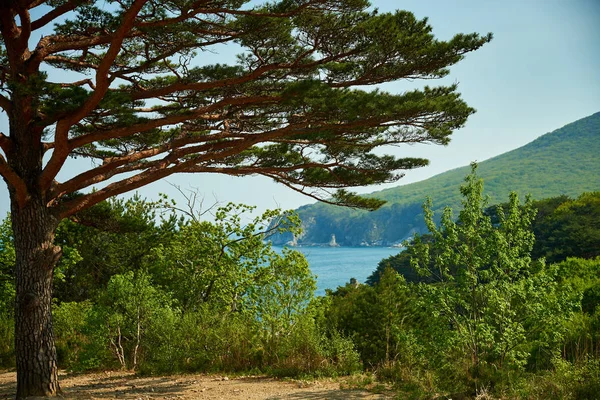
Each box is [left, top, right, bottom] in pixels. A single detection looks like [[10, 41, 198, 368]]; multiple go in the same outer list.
[[25, 0, 46, 9], [50, 140, 185, 199], [30, 33, 127, 70], [58, 79, 96, 89], [192, 2, 315, 19], [50, 114, 309, 206], [49, 130, 241, 199], [157, 183, 220, 223]]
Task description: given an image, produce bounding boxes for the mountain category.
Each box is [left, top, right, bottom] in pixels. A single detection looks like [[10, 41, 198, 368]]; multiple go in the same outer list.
[[273, 112, 600, 246]]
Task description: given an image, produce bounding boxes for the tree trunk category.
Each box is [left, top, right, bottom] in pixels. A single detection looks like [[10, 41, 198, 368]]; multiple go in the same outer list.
[[11, 196, 62, 398]]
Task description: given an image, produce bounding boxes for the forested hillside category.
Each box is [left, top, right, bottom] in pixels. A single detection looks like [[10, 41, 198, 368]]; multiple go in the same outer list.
[[274, 112, 600, 246]]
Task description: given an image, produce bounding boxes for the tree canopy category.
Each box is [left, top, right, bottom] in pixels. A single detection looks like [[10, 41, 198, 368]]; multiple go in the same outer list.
[[1, 0, 491, 215]]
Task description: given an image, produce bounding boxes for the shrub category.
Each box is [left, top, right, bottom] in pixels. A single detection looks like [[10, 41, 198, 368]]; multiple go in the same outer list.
[[53, 301, 93, 369]]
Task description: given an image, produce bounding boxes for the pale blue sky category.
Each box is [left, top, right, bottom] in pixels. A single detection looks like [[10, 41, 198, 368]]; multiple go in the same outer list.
[[1, 0, 599, 218]]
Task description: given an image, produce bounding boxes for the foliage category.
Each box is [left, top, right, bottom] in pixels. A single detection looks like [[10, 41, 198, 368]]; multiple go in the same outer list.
[[94, 270, 177, 370], [532, 192, 600, 263], [0, 168, 597, 398], [517, 356, 600, 400], [367, 192, 600, 286], [1, 0, 492, 217], [552, 257, 600, 366], [249, 248, 317, 362], [403, 164, 576, 393], [329, 167, 600, 397], [53, 301, 95, 370], [0, 199, 359, 377], [148, 203, 301, 313], [54, 195, 178, 302], [325, 267, 417, 368]]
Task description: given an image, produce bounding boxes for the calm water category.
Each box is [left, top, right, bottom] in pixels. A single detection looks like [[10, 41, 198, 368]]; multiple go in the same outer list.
[[275, 246, 401, 295]]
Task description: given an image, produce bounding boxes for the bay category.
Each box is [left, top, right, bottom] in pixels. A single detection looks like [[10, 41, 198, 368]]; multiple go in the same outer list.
[[275, 246, 402, 295]]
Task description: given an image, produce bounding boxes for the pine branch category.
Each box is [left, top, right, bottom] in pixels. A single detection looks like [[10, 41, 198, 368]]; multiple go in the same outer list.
[[0, 94, 12, 113], [41, 0, 150, 192], [31, 0, 81, 31]]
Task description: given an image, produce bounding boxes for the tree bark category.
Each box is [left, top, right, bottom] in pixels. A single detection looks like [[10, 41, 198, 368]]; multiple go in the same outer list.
[[11, 196, 62, 398], [5, 69, 64, 396]]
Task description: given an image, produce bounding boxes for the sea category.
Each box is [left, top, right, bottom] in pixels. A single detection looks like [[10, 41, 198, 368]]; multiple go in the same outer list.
[[274, 246, 402, 295]]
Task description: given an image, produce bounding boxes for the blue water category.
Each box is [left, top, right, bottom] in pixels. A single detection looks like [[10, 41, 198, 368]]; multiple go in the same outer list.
[[275, 246, 402, 295]]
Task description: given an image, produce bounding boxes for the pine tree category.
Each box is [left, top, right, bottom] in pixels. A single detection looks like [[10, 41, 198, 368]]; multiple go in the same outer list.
[[0, 1, 490, 395]]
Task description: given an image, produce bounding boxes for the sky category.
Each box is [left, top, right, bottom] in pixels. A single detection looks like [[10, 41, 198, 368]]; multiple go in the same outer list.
[[1, 0, 599, 219]]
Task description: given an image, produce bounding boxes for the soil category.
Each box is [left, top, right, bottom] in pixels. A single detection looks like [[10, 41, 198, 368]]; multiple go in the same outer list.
[[0, 371, 392, 399]]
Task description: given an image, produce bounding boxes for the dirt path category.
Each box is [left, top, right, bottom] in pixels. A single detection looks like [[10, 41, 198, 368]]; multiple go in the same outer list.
[[0, 371, 391, 399]]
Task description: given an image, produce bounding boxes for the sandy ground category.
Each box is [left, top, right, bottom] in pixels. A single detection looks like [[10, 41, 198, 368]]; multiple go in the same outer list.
[[0, 371, 392, 399]]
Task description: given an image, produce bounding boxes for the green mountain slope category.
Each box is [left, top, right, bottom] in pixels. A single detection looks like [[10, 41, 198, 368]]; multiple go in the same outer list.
[[275, 111, 600, 246]]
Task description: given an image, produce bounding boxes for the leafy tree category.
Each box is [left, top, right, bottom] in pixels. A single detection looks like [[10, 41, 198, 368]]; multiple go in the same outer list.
[[532, 192, 600, 263], [148, 203, 300, 313], [551, 257, 600, 365], [366, 234, 435, 285], [0, 0, 490, 394], [94, 270, 176, 370], [249, 248, 316, 362], [325, 268, 414, 367], [53, 195, 177, 302], [408, 164, 572, 392], [487, 193, 600, 263]]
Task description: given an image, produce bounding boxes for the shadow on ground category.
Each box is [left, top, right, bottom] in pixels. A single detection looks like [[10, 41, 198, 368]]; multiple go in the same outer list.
[[0, 371, 391, 399]]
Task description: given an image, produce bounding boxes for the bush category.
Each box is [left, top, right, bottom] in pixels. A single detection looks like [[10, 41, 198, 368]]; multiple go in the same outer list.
[[320, 330, 362, 376], [53, 301, 93, 369], [517, 356, 600, 400]]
